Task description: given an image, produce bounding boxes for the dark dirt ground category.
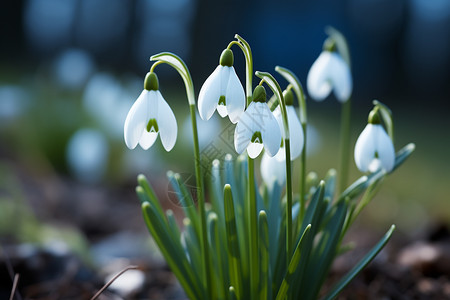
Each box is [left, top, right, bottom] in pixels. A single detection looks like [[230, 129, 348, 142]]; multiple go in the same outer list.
[[1, 160, 450, 300]]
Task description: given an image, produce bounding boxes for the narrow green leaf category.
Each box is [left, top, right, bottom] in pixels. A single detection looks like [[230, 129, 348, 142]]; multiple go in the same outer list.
[[322, 225, 396, 300], [275, 224, 312, 300], [137, 175, 166, 223], [208, 213, 227, 299], [259, 211, 269, 300], [141, 202, 201, 299], [224, 184, 243, 299], [392, 143, 415, 172]]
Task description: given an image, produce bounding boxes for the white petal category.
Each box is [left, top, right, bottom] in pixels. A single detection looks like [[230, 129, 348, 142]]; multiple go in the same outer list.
[[234, 103, 257, 154], [328, 52, 352, 102], [287, 106, 304, 159], [273, 106, 303, 160], [373, 125, 395, 172], [198, 66, 223, 121], [139, 131, 158, 150], [217, 104, 227, 118], [261, 152, 286, 186], [354, 124, 377, 172], [156, 91, 177, 151], [258, 103, 281, 157], [124, 90, 150, 149], [224, 66, 245, 124], [307, 52, 333, 101], [247, 142, 264, 159]]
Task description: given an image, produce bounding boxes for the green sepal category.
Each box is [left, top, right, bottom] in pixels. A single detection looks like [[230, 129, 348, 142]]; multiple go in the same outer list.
[[322, 37, 337, 52], [220, 49, 234, 67], [144, 72, 159, 91], [368, 107, 381, 124], [252, 85, 267, 103]]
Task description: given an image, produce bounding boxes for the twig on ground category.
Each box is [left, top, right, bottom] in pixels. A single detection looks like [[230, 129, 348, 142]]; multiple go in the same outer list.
[[90, 265, 139, 300]]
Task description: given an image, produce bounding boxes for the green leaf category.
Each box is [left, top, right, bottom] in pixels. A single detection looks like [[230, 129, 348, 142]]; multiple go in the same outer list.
[[275, 224, 312, 300], [322, 225, 396, 300], [141, 202, 201, 299], [224, 184, 243, 299], [259, 211, 269, 300], [392, 143, 415, 172]]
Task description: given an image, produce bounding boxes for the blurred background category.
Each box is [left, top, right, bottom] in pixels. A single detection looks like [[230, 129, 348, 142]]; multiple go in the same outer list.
[[0, 0, 449, 298]]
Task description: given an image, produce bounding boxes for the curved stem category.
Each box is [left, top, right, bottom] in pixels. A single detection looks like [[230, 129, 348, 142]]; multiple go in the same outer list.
[[274, 66, 308, 221], [338, 97, 352, 194], [255, 71, 293, 264], [150, 53, 211, 298], [235, 34, 253, 104]]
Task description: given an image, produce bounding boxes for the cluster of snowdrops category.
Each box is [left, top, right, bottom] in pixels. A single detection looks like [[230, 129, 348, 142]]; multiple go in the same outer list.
[[122, 29, 414, 300]]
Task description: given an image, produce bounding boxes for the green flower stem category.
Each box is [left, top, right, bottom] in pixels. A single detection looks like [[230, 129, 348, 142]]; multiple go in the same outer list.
[[232, 34, 258, 298], [338, 97, 352, 194], [255, 71, 293, 263], [285, 139, 293, 258], [299, 122, 307, 221], [248, 157, 259, 299], [149, 52, 211, 298], [274, 66, 308, 221], [190, 104, 212, 299]]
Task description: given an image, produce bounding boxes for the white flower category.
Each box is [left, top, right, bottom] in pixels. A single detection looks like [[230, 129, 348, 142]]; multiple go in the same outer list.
[[307, 51, 352, 102], [272, 105, 304, 161], [234, 100, 281, 159], [198, 49, 245, 124], [260, 152, 286, 186], [124, 72, 177, 151], [354, 123, 395, 173]]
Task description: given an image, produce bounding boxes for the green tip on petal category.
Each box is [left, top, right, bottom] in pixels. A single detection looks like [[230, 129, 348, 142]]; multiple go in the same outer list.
[[368, 107, 381, 124], [220, 49, 234, 67], [252, 85, 266, 103], [144, 72, 159, 91], [146, 118, 159, 132], [323, 37, 337, 52], [218, 95, 226, 106], [283, 89, 294, 106], [251, 131, 262, 144]]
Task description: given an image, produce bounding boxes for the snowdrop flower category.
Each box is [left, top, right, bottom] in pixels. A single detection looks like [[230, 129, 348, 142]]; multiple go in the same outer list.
[[261, 152, 286, 186], [307, 39, 352, 102], [354, 108, 395, 173], [124, 72, 177, 151], [234, 86, 281, 159], [198, 49, 245, 123], [272, 89, 304, 161]]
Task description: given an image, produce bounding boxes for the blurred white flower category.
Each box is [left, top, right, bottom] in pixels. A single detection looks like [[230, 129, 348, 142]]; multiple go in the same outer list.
[[66, 128, 109, 183], [272, 105, 304, 161], [198, 49, 245, 124], [307, 51, 352, 102], [124, 72, 177, 151], [354, 121, 395, 173], [53, 49, 95, 89], [260, 152, 286, 186]]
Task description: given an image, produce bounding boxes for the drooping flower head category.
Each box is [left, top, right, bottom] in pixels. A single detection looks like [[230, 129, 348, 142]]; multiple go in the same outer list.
[[272, 89, 304, 161], [354, 107, 395, 173], [234, 85, 281, 159], [124, 71, 177, 151], [198, 49, 245, 124], [307, 38, 352, 102]]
